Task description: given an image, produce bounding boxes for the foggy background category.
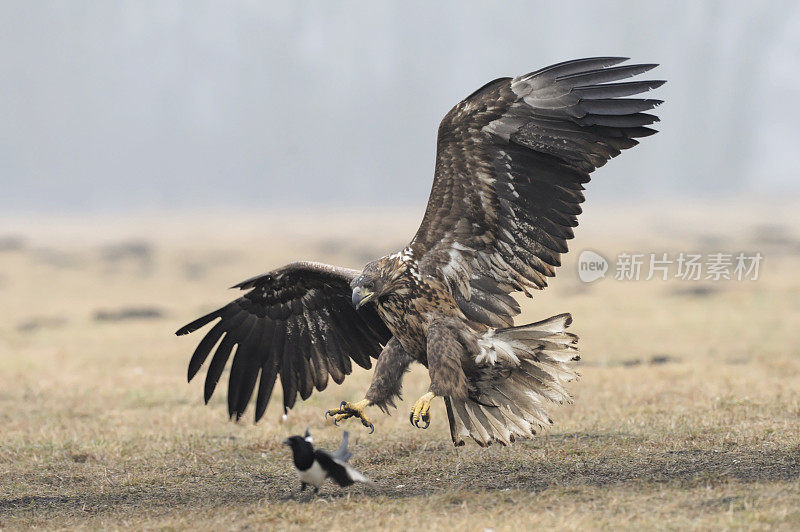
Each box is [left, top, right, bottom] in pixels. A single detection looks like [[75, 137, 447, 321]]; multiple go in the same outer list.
[[2, 1, 799, 215]]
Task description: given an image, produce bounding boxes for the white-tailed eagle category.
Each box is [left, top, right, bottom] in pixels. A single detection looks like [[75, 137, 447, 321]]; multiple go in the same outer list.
[[177, 57, 664, 446]]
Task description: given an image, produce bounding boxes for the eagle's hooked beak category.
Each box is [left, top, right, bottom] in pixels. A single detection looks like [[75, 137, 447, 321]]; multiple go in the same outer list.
[[351, 286, 374, 309]]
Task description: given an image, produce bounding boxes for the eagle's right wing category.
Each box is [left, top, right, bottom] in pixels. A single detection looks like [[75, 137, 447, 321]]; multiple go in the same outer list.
[[411, 58, 664, 328], [176, 261, 391, 421]]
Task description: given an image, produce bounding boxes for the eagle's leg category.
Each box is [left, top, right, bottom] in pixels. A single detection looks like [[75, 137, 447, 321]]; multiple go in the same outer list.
[[410, 317, 470, 429], [324, 338, 414, 433], [410, 391, 435, 428], [324, 399, 374, 434], [365, 338, 415, 412]]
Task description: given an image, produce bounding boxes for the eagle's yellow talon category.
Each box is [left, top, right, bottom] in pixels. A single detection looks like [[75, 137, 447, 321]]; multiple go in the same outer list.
[[324, 399, 374, 433], [410, 392, 435, 429]]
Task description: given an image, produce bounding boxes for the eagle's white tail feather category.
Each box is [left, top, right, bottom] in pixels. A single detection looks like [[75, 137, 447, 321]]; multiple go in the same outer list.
[[446, 313, 580, 446]]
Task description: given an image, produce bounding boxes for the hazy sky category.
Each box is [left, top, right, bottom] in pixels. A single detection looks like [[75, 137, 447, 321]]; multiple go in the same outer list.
[[2, 1, 799, 214]]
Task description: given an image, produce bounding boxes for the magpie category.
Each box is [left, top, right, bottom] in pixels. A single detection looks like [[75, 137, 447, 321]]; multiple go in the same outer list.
[[282, 429, 375, 494]]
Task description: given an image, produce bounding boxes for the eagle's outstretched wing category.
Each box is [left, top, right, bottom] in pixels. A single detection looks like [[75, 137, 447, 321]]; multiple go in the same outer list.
[[412, 57, 664, 327], [176, 261, 391, 421]]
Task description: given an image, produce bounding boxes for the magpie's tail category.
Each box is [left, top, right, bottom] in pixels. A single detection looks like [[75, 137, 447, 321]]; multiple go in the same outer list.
[[332, 430, 352, 462]]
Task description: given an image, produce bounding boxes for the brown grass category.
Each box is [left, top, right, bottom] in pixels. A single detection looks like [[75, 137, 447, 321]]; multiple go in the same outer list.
[[1, 203, 799, 530]]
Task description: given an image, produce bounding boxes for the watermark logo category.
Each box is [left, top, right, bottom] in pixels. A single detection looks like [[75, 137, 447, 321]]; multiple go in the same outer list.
[[577, 251, 763, 283], [577, 250, 609, 283]]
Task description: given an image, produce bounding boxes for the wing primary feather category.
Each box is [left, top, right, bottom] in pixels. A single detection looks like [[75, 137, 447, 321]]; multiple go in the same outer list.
[[202, 310, 253, 402], [204, 334, 237, 404], [572, 80, 666, 99], [176, 309, 221, 336], [187, 320, 225, 382], [254, 358, 279, 421], [230, 319, 273, 420], [555, 63, 658, 84], [226, 319, 263, 417], [280, 318, 300, 410], [315, 307, 350, 381], [294, 317, 320, 398], [251, 319, 278, 421], [578, 98, 663, 115], [303, 309, 333, 390], [526, 57, 629, 79], [293, 318, 316, 401], [578, 112, 659, 128]]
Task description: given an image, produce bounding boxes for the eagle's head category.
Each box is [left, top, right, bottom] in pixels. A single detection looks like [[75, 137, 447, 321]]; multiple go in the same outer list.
[[350, 253, 413, 309]]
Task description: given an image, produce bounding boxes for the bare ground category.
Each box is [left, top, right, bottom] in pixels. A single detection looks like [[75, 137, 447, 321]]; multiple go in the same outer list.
[[2, 203, 799, 530]]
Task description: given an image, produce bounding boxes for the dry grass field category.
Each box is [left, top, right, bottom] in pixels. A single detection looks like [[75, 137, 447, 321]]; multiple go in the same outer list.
[[2, 201, 799, 530]]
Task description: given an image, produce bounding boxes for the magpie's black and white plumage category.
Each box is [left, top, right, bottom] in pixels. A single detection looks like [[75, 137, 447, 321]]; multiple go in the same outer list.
[[282, 430, 374, 494], [178, 58, 664, 446]]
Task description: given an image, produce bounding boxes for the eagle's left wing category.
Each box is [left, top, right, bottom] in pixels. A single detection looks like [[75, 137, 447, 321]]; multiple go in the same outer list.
[[411, 57, 664, 327], [176, 261, 391, 421]]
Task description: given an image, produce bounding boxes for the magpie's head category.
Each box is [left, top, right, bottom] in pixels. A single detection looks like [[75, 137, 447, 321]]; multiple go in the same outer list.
[[282, 435, 312, 451], [282, 429, 315, 467]]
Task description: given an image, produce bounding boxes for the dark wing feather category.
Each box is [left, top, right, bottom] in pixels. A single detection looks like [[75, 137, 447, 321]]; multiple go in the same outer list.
[[176, 261, 391, 421], [411, 57, 664, 327], [313, 450, 355, 487], [314, 449, 374, 487]]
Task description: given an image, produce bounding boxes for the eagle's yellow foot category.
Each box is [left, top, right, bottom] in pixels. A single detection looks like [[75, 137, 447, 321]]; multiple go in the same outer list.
[[410, 392, 435, 429], [324, 399, 374, 434]]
